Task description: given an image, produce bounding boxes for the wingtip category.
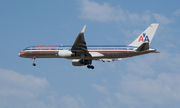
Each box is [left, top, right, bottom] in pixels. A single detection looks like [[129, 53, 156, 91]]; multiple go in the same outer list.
[[81, 25, 86, 33]]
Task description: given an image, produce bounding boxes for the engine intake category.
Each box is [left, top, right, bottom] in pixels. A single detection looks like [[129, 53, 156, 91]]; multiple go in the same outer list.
[[72, 59, 90, 66]]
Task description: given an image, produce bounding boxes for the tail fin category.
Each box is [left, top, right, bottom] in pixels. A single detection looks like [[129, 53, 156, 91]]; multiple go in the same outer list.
[[129, 23, 159, 47]]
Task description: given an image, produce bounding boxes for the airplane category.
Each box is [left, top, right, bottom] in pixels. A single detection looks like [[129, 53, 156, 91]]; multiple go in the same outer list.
[[18, 23, 159, 69]]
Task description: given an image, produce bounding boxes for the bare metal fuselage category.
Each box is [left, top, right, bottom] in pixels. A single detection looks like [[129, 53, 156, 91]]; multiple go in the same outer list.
[[19, 45, 156, 60]]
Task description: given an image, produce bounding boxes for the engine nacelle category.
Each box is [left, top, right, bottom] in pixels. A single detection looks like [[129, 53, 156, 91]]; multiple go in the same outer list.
[[58, 50, 75, 58], [72, 59, 86, 66]]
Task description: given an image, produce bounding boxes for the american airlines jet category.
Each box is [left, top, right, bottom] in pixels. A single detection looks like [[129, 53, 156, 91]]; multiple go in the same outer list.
[[18, 23, 159, 69]]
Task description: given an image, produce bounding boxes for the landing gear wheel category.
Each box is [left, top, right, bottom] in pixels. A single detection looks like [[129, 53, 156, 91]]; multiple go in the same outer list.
[[32, 57, 36, 66], [87, 65, 94, 69], [33, 63, 36, 66], [87, 65, 91, 69]]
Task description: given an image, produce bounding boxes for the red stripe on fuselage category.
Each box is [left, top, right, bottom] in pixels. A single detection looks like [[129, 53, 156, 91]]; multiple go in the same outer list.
[[20, 50, 132, 54], [20, 51, 59, 53]]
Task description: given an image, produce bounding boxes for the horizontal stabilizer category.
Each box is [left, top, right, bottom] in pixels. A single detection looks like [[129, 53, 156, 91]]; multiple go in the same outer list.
[[136, 42, 149, 51], [152, 51, 160, 53]]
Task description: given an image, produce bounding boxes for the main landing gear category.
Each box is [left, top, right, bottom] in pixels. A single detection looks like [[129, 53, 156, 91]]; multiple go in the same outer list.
[[32, 57, 36, 66], [79, 59, 95, 69], [80, 54, 94, 69], [87, 65, 94, 69]]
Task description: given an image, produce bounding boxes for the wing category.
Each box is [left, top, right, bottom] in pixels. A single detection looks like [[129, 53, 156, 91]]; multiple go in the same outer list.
[[71, 25, 91, 57]]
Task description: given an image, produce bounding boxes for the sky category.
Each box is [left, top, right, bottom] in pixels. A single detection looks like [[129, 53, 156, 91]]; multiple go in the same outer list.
[[0, 0, 180, 108]]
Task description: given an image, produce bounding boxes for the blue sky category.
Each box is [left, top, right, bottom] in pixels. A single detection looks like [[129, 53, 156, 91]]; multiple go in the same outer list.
[[0, 0, 180, 108]]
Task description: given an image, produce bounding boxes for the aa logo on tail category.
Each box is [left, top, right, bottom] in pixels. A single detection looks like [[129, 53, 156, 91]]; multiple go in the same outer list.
[[138, 33, 149, 42]]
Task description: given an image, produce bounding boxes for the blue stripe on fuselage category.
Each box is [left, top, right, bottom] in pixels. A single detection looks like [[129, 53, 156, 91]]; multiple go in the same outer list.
[[24, 45, 136, 51]]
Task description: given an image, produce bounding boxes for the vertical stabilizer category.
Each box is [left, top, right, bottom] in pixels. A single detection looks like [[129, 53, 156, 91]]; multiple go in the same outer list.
[[129, 23, 159, 47]]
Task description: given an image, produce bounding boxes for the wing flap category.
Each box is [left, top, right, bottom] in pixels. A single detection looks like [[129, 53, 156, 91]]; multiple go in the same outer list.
[[99, 58, 122, 62], [89, 52, 104, 57]]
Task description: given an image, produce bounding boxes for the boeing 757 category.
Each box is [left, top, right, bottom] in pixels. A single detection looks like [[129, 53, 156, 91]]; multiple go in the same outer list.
[[18, 24, 159, 69]]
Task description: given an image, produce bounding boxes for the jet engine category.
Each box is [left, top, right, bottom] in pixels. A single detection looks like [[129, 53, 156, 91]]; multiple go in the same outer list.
[[72, 59, 90, 66], [58, 50, 75, 58], [72, 59, 85, 66]]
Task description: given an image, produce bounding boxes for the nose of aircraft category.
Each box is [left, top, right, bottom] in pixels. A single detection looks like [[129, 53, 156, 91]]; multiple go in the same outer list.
[[18, 53, 21, 57], [18, 51, 23, 57]]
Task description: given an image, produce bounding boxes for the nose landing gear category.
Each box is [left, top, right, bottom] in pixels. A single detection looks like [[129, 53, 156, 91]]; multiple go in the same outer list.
[[32, 57, 36, 66], [33, 63, 36, 66]]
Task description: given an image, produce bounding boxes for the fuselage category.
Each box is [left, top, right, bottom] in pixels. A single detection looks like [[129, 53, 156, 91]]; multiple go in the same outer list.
[[18, 45, 156, 59], [18, 24, 159, 68]]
